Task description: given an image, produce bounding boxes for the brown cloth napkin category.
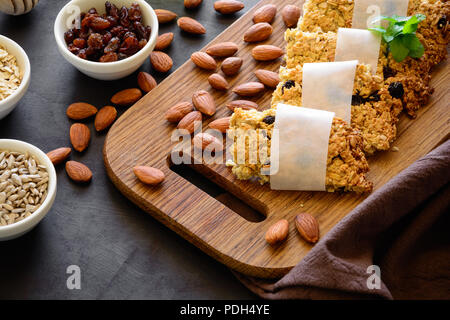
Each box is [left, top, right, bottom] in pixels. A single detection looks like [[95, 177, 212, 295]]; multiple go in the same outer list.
[[234, 139, 450, 300]]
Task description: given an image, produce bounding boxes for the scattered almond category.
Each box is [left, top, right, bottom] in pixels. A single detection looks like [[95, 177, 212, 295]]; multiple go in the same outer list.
[[193, 132, 223, 151], [177, 111, 202, 134], [243, 22, 273, 42], [208, 117, 230, 133], [191, 52, 217, 70], [137, 72, 157, 93], [184, 0, 203, 9], [70, 123, 91, 152], [226, 100, 258, 111], [66, 161, 92, 183], [255, 69, 280, 88], [253, 4, 277, 24], [192, 90, 216, 116], [214, 0, 244, 14], [133, 166, 165, 185], [66, 102, 98, 120], [265, 219, 289, 245], [111, 88, 142, 106], [206, 42, 238, 57], [221, 57, 243, 76], [282, 5, 301, 28], [177, 17, 206, 34], [150, 51, 173, 73], [46, 147, 71, 165], [208, 73, 229, 91], [295, 213, 320, 244], [154, 32, 174, 51], [95, 106, 117, 132], [252, 45, 284, 61], [155, 9, 177, 24], [233, 82, 265, 97], [165, 102, 194, 123]]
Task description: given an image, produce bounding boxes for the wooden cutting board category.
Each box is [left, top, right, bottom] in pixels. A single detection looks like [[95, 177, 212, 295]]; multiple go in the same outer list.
[[103, 0, 450, 278]]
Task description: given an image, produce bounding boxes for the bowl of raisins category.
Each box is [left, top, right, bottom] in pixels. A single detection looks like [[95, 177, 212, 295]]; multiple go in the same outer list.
[[54, 0, 158, 80]]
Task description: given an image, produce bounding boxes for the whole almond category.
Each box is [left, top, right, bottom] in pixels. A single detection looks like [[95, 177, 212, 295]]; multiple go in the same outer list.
[[206, 42, 238, 57], [226, 100, 258, 111], [66, 102, 98, 120], [253, 4, 277, 23], [191, 52, 217, 70], [154, 32, 174, 51], [243, 22, 273, 42], [192, 90, 216, 116], [252, 45, 284, 61], [70, 123, 91, 152], [221, 57, 243, 76], [155, 9, 177, 23], [165, 102, 194, 123], [233, 82, 265, 97], [255, 69, 280, 88], [66, 161, 92, 183], [193, 132, 223, 151], [214, 0, 244, 14], [184, 0, 202, 9], [95, 106, 117, 131], [295, 213, 320, 244], [137, 72, 157, 93], [208, 73, 229, 91], [177, 111, 202, 134], [133, 166, 165, 185], [111, 88, 142, 106], [177, 17, 206, 34], [282, 5, 301, 28], [46, 147, 71, 165], [265, 219, 289, 245], [208, 117, 231, 133], [150, 51, 173, 73]]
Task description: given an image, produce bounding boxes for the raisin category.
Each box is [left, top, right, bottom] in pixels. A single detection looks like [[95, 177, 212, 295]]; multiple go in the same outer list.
[[281, 80, 295, 94], [64, 29, 76, 44], [120, 6, 130, 27], [90, 16, 111, 31], [105, 1, 119, 18], [145, 26, 152, 40], [138, 39, 147, 49], [118, 53, 128, 60], [110, 25, 124, 37], [383, 66, 396, 79], [99, 52, 118, 62], [133, 21, 147, 40], [102, 32, 112, 45], [119, 34, 139, 55], [73, 38, 86, 49], [437, 16, 447, 29], [351, 91, 380, 105], [106, 16, 118, 27], [87, 33, 104, 50], [88, 8, 98, 15], [104, 37, 120, 53], [128, 3, 142, 21], [77, 49, 88, 60], [263, 116, 275, 125], [351, 94, 364, 106], [67, 44, 80, 55], [388, 82, 404, 99]]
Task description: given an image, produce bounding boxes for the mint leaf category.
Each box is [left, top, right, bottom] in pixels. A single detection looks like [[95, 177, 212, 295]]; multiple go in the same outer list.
[[403, 14, 426, 33], [390, 38, 410, 62]]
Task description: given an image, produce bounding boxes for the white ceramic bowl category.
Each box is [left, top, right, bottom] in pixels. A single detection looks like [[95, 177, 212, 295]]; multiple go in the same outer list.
[[0, 36, 31, 120], [0, 139, 57, 241], [54, 0, 158, 80]]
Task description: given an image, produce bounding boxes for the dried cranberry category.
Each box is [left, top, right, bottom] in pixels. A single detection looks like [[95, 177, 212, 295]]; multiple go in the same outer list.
[[119, 6, 130, 27], [104, 37, 120, 53], [99, 52, 118, 62], [388, 82, 404, 99], [437, 16, 447, 29], [90, 16, 111, 31], [87, 33, 104, 50], [128, 3, 142, 21], [73, 38, 87, 49], [281, 80, 295, 94], [263, 116, 275, 125]]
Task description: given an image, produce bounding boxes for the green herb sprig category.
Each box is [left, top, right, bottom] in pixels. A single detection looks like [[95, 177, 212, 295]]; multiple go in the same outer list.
[[369, 14, 426, 62]]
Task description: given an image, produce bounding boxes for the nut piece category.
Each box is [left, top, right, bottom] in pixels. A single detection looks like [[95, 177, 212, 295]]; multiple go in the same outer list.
[[155, 9, 177, 24], [282, 5, 301, 28], [70, 123, 91, 152], [137, 72, 157, 93], [253, 4, 277, 23], [66, 102, 98, 120], [206, 42, 238, 57], [150, 51, 173, 73], [208, 117, 230, 133], [265, 219, 289, 245], [191, 52, 217, 70], [193, 132, 223, 151], [208, 73, 229, 91], [133, 166, 165, 185], [295, 213, 320, 244], [66, 161, 92, 183], [184, 0, 203, 9], [154, 32, 174, 51], [111, 88, 142, 106], [255, 69, 280, 88], [192, 90, 216, 116], [47, 147, 71, 165], [233, 82, 265, 97], [221, 57, 243, 76], [95, 106, 117, 132], [165, 101, 195, 123], [214, 0, 244, 14], [177, 17, 206, 34], [243, 22, 273, 42], [226, 100, 258, 111], [252, 45, 284, 61], [177, 111, 202, 134]]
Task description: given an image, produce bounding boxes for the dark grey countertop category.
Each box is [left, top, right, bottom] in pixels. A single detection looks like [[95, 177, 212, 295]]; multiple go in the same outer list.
[[0, 0, 258, 299]]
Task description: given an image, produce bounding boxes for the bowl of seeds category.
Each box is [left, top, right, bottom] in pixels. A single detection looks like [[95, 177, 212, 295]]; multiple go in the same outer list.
[[0, 139, 57, 241]]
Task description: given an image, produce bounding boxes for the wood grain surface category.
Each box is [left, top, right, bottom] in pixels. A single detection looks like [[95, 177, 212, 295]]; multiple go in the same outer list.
[[104, 0, 450, 278]]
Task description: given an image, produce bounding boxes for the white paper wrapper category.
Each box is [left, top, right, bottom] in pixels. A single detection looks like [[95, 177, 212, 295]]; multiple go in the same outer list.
[[301, 61, 357, 124], [270, 104, 335, 191], [352, 0, 409, 29], [335, 28, 381, 74]]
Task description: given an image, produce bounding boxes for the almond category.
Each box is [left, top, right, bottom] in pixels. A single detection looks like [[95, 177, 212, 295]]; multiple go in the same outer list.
[[295, 213, 320, 244], [252, 45, 284, 61], [133, 166, 165, 185], [192, 90, 216, 116], [226, 100, 258, 111], [193, 132, 223, 151], [208, 73, 229, 91], [265, 219, 289, 245], [177, 111, 202, 134], [233, 82, 265, 97], [46, 147, 71, 165], [177, 17, 206, 34], [150, 51, 173, 73], [208, 117, 231, 133], [206, 42, 238, 57], [184, 0, 202, 9], [253, 4, 277, 24], [155, 9, 177, 24], [165, 102, 194, 123], [191, 52, 217, 70], [282, 5, 301, 28], [66, 161, 92, 183], [66, 102, 98, 120], [243, 22, 273, 42], [111, 88, 142, 106], [154, 32, 174, 51], [137, 72, 157, 93], [70, 123, 91, 152], [255, 69, 280, 88], [221, 57, 243, 76], [95, 106, 117, 132], [214, 0, 244, 14]]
